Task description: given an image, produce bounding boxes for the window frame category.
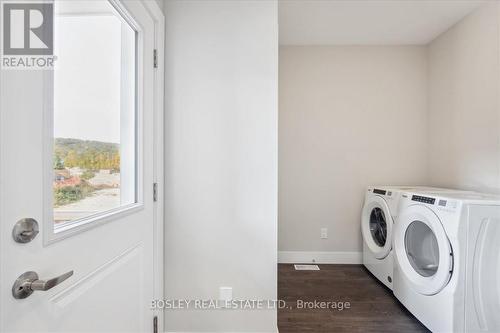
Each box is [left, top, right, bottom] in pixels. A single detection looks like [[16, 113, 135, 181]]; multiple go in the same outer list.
[[43, 0, 144, 244]]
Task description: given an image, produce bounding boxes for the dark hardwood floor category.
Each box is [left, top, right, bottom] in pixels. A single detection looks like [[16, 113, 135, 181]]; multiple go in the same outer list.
[[278, 264, 429, 333]]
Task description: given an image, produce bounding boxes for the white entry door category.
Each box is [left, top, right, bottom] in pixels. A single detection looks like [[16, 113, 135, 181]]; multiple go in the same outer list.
[[0, 0, 163, 331]]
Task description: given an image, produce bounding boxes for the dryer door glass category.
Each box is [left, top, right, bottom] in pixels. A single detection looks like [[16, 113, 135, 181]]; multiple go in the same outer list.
[[370, 207, 387, 247], [404, 221, 439, 277]]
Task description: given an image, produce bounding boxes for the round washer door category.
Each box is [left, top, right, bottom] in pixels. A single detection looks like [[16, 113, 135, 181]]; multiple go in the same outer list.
[[394, 204, 453, 295], [361, 195, 392, 259]]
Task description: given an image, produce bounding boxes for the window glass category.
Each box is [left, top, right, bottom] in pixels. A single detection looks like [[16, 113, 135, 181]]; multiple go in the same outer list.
[[53, 1, 136, 229]]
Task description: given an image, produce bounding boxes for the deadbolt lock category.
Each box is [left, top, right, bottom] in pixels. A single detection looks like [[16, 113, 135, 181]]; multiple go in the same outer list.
[[12, 218, 39, 243]]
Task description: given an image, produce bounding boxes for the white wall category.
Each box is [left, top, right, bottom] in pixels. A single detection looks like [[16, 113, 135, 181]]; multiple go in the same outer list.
[[279, 46, 428, 260], [428, 2, 500, 194], [153, 0, 163, 13], [164, 1, 278, 332]]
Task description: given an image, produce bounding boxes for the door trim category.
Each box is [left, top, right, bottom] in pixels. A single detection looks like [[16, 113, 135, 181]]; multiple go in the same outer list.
[[143, 1, 165, 333]]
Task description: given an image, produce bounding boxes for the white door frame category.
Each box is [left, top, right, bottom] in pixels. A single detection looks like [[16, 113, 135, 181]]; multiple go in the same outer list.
[[143, 1, 165, 331]]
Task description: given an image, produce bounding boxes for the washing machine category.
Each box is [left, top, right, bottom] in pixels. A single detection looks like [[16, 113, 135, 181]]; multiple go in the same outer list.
[[361, 186, 459, 290], [393, 190, 500, 332]]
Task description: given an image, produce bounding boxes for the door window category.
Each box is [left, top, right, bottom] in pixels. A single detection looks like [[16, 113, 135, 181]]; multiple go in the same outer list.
[[405, 221, 439, 277], [52, 1, 137, 231], [369, 207, 387, 247]]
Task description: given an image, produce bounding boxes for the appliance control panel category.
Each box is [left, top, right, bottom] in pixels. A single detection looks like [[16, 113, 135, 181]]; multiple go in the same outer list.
[[411, 195, 436, 205], [373, 188, 392, 196]]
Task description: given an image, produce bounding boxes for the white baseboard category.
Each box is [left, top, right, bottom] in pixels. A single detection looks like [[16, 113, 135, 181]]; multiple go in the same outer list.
[[278, 251, 362, 264]]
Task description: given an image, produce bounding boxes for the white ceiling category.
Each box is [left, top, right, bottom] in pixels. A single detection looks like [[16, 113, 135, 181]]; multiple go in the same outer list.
[[279, 0, 484, 45]]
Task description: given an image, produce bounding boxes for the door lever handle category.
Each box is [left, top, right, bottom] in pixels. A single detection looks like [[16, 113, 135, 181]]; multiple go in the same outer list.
[[12, 270, 74, 299], [30, 270, 73, 291]]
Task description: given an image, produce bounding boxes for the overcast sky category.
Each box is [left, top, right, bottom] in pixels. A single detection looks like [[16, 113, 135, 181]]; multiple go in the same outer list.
[[54, 14, 123, 144]]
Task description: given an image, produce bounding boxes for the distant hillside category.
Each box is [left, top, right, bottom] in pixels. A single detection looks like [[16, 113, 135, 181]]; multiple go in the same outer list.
[[54, 138, 120, 171], [55, 138, 119, 155]]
